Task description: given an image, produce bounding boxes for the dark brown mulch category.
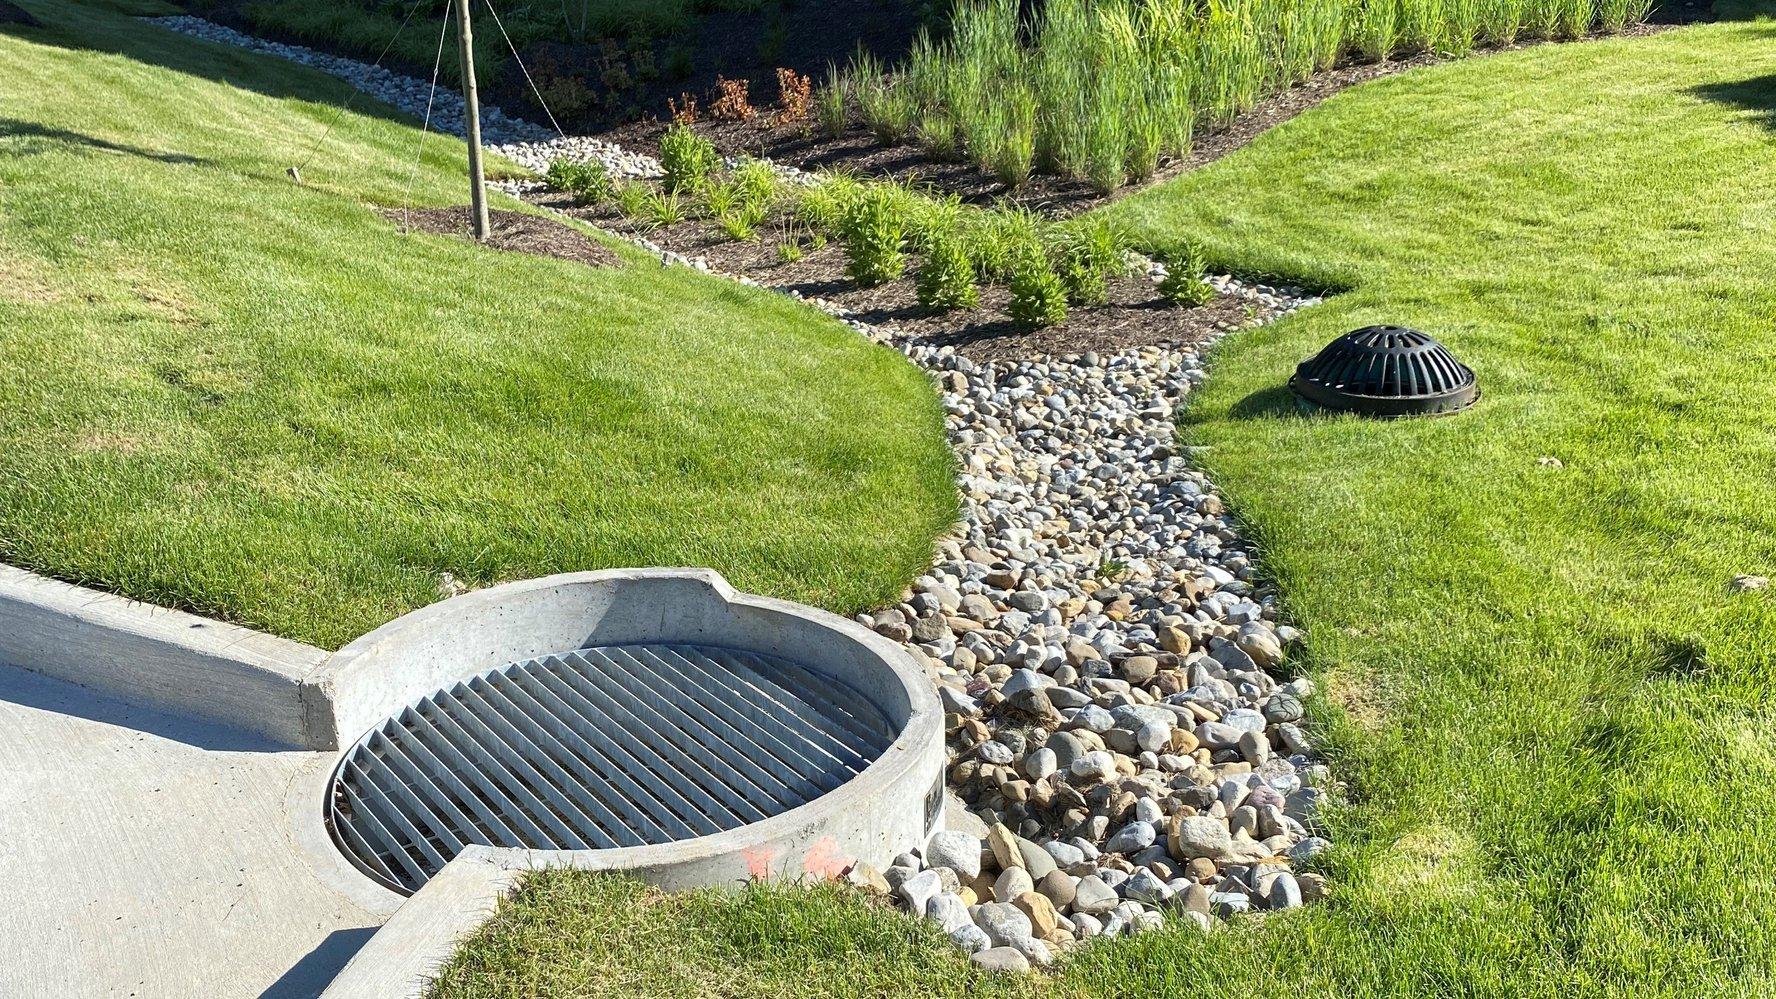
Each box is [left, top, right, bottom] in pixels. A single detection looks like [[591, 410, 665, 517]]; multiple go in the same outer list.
[[379, 206, 617, 269], [542, 193, 1255, 362], [176, 0, 931, 135], [0, 0, 40, 27]]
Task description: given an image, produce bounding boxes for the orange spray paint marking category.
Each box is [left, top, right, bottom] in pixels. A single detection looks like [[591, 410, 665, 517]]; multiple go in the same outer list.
[[802, 837, 852, 879], [741, 845, 777, 880]]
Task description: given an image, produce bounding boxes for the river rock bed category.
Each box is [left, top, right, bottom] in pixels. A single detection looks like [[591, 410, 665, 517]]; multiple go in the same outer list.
[[840, 329, 1333, 970]]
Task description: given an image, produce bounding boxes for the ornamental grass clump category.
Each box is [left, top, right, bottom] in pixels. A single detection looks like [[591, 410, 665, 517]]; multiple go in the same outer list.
[[916, 230, 981, 310], [793, 172, 861, 236], [850, 49, 917, 145], [614, 180, 651, 217], [659, 123, 719, 193], [642, 188, 689, 227], [966, 203, 1045, 284], [1009, 248, 1069, 328], [816, 65, 848, 138], [840, 186, 906, 287], [823, 0, 1651, 194]]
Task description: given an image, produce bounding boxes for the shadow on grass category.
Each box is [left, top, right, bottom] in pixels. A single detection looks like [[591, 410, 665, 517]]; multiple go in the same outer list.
[[10, 0, 414, 131], [1224, 384, 1327, 421], [0, 117, 211, 164], [1691, 66, 1776, 131]]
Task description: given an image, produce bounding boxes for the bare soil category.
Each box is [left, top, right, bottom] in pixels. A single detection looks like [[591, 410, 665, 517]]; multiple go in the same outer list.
[[379, 206, 617, 269]]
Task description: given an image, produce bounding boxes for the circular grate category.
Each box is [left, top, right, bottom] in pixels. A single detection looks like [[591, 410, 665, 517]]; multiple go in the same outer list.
[[1289, 325, 1478, 416], [327, 643, 897, 894]]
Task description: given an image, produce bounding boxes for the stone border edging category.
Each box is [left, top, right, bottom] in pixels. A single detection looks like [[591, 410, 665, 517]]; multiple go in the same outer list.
[[0, 563, 336, 749]]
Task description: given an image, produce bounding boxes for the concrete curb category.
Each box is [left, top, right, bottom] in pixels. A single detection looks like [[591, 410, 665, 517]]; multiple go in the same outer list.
[[318, 848, 516, 999], [0, 564, 335, 749]]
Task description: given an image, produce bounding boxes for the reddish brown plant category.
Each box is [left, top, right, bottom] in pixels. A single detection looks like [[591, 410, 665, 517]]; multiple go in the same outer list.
[[669, 92, 700, 125], [774, 68, 812, 125], [709, 75, 756, 122]]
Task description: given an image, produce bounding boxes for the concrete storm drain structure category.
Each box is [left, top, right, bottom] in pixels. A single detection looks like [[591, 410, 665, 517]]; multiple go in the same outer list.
[[0, 565, 942, 998], [319, 568, 943, 895]]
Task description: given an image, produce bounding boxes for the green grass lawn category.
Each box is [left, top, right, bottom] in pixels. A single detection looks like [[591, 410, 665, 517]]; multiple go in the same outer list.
[[430, 19, 1776, 999], [0, 0, 954, 649]]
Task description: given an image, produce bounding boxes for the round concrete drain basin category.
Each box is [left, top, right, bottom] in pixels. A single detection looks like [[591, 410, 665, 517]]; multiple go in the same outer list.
[[329, 643, 899, 892], [314, 569, 943, 896]]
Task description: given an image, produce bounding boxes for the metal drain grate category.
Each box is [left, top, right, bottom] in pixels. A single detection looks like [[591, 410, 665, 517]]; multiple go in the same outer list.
[[327, 643, 897, 893]]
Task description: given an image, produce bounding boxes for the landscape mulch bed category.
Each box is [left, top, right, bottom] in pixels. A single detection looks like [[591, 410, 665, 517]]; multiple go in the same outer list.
[[540, 193, 1256, 362], [602, 26, 1674, 217], [604, 54, 1443, 216], [380, 206, 616, 269]]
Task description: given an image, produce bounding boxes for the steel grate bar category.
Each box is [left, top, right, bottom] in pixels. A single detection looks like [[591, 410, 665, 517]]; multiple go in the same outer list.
[[569, 649, 796, 815], [719, 651, 893, 752], [633, 648, 858, 786], [479, 670, 658, 846], [434, 686, 601, 849], [400, 704, 544, 846], [416, 694, 581, 848], [338, 775, 433, 887], [527, 656, 738, 834], [460, 678, 628, 849], [591, 648, 832, 803], [368, 728, 485, 851], [346, 754, 452, 871], [511, 657, 708, 839], [554, 649, 787, 814], [742, 651, 894, 738]]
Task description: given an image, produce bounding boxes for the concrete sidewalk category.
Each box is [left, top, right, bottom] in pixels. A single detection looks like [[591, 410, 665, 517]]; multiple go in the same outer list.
[[0, 665, 399, 998]]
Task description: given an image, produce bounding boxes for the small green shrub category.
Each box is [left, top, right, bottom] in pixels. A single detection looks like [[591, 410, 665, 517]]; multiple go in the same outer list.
[[1008, 250, 1068, 328], [643, 189, 689, 227], [731, 159, 780, 208], [794, 173, 860, 236], [840, 186, 906, 287], [614, 180, 652, 217], [544, 159, 611, 203], [968, 204, 1045, 284], [702, 180, 740, 219], [916, 230, 980, 310], [1051, 218, 1129, 307], [1158, 242, 1217, 306], [719, 202, 770, 242], [904, 189, 964, 255], [659, 123, 719, 193]]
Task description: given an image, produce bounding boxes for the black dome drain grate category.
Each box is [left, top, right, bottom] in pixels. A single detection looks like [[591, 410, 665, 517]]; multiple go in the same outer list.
[[1289, 325, 1478, 416]]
